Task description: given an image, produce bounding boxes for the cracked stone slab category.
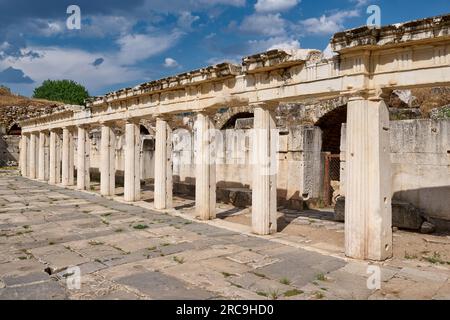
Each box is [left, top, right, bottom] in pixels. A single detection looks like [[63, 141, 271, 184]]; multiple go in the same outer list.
[[116, 271, 214, 299]]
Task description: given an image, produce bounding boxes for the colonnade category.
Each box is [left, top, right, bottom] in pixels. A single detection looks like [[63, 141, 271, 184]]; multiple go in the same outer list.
[[19, 97, 392, 261]]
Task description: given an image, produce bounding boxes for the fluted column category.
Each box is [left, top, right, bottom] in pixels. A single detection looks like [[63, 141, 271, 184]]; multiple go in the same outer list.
[[100, 123, 116, 196], [77, 126, 90, 190], [345, 96, 392, 261], [124, 120, 141, 202], [251, 103, 278, 235], [154, 117, 173, 210], [61, 127, 74, 186], [195, 112, 216, 220], [28, 132, 37, 179], [49, 130, 61, 185], [20, 134, 29, 177], [38, 131, 47, 181]]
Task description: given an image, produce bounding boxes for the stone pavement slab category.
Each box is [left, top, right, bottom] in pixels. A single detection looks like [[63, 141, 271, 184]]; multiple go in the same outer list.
[[2, 176, 450, 300]]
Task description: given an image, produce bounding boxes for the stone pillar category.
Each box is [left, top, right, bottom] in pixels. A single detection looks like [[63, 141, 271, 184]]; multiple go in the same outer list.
[[100, 123, 116, 196], [49, 130, 60, 185], [61, 127, 74, 186], [28, 132, 37, 179], [195, 112, 216, 220], [38, 131, 47, 181], [124, 120, 141, 202], [345, 96, 392, 261], [251, 104, 278, 235], [154, 118, 173, 210], [77, 126, 90, 190], [20, 134, 29, 177]]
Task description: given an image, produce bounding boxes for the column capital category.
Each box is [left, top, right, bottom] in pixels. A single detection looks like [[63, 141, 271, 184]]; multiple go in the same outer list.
[[249, 101, 278, 111], [99, 120, 117, 127], [125, 117, 141, 125]]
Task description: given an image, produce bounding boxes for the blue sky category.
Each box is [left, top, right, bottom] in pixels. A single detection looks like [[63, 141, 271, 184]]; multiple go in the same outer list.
[[0, 0, 449, 97]]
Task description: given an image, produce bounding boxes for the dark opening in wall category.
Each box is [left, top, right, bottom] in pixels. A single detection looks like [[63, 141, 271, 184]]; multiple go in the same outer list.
[[315, 105, 347, 155], [7, 124, 21, 135], [140, 125, 150, 135], [221, 112, 254, 130]]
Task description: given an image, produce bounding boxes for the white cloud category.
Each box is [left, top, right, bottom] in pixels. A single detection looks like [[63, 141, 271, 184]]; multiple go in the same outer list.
[[177, 11, 200, 30], [248, 36, 300, 53], [0, 46, 143, 94], [300, 10, 360, 35], [350, 0, 370, 7], [240, 13, 287, 36], [268, 39, 300, 51], [255, 0, 300, 13], [116, 32, 182, 65], [163, 57, 179, 68]]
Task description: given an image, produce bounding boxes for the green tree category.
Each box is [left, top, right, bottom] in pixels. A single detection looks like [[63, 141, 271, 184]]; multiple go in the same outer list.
[[33, 80, 89, 105]]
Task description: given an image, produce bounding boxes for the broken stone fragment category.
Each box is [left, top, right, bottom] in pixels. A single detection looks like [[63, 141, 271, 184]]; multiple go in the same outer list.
[[420, 222, 436, 234]]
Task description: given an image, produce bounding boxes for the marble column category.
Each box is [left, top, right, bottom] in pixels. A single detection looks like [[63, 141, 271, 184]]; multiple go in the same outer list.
[[100, 123, 116, 196], [20, 134, 29, 177], [195, 112, 216, 220], [38, 131, 47, 181], [124, 120, 141, 202], [154, 118, 173, 210], [77, 126, 90, 190], [61, 127, 74, 186], [251, 104, 278, 235], [49, 130, 61, 185], [345, 96, 392, 261], [28, 132, 37, 179]]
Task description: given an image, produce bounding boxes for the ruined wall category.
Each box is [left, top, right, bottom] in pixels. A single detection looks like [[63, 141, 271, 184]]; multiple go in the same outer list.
[[0, 135, 20, 166], [341, 120, 450, 221], [85, 124, 324, 207]]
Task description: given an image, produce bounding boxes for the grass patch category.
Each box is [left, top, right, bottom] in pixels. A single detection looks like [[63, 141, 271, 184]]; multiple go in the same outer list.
[[314, 291, 325, 299], [316, 273, 328, 282], [173, 256, 185, 264], [256, 291, 268, 297], [115, 228, 124, 233], [251, 272, 267, 279], [161, 243, 171, 247], [88, 240, 104, 246], [147, 246, 157, 251], [268, 289, 280, 300], [279, 277, 291, 285], [133, 224, 149, 230], [284, 289, 303, 297], [48, 241, 55, 245], [422, 251, 450, 265], [221, 272, 233, 278], [405, 251, 418, 260], [230, 282, 243, 289]]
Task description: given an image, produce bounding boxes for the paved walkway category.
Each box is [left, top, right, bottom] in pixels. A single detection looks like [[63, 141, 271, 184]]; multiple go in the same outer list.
[[0, 176, 449, 300]]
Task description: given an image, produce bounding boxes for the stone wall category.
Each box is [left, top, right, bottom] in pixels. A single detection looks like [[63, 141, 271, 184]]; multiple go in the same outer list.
[[0, 135, 20, 167], [341, 119, 450, 222], [85, 125, 324, 208]]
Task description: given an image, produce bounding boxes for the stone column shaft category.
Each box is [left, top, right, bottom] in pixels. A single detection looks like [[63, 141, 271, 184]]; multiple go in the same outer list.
[[100, 124, 116, 196], [195, 113, 216, 220], [20, 134, 29, 177], [38, 132, 47, 181], [49, 131, 60, 185], [77, 126, 90, 190], [345, 97, 392, 261], [124, 121, 141, 202], [61, 128, 74, 186], [28, 133, 37, 179], [154, 118, 173, 210], [251, 105, 278, 235]]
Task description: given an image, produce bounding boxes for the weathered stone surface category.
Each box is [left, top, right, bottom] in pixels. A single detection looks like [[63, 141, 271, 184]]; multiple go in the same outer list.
[[334, 197, 424, 230], [420, 222, 436, 234]]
